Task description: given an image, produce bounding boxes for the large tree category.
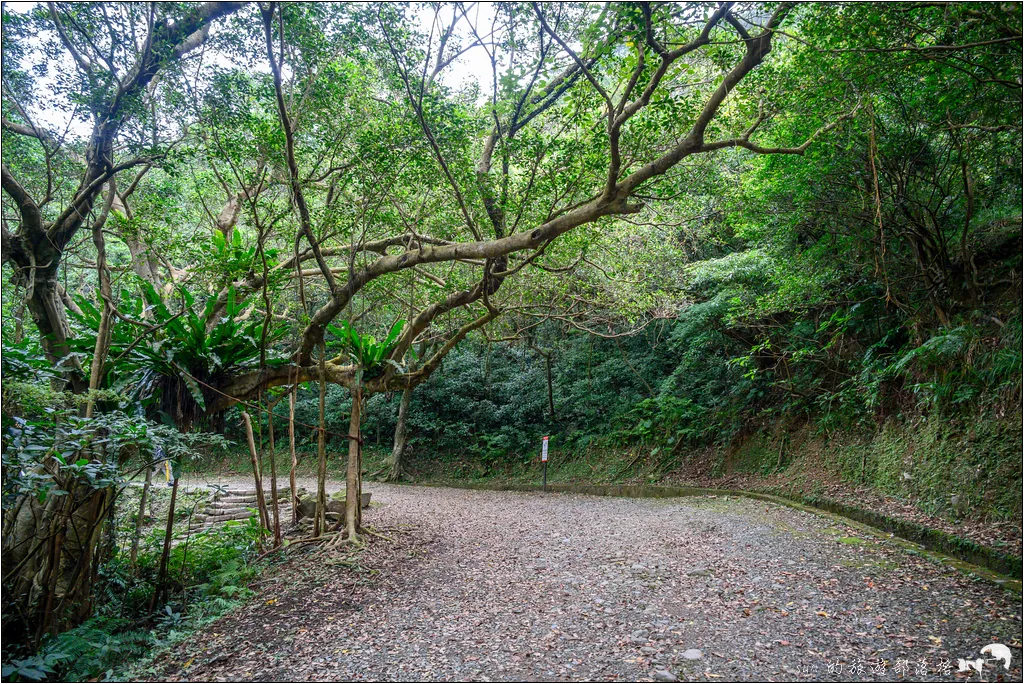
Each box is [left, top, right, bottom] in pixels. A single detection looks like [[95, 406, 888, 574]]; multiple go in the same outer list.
[[3, 0, 865, 631]]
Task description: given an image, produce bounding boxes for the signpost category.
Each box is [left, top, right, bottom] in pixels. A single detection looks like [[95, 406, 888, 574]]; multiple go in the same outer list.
[[541, 436, 549, 490]]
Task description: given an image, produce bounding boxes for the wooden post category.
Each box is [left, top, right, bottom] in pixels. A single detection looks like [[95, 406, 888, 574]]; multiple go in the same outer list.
[[151, 476, 179, 612], [289, 388, 298, 524], [266, 404, 281, 547], [314, 345, 328, 537], [241, 412, 269, 535], [129, 465, 152, 568], [345, 388, 361, 541]]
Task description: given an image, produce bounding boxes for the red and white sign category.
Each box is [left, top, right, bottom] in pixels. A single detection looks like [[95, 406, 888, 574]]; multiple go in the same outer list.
[[541, 436, 549, 462]]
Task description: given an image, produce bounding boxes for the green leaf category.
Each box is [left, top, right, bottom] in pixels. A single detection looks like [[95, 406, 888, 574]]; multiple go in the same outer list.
[[213, 229, 226, 254], [182, 374, 206, 411]]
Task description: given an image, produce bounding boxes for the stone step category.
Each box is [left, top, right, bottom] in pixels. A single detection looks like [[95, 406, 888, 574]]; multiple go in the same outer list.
[[215, 492, 290, 502], [208, 502, 256, 511], [196, 502, 294, 516], [215, 496, 259, 504], [191, 509, 296, 530], [218, 488, 289, 498], [201, 506, 255, 518], [193, 512, 255, 524], [193, 508, 293, 519], [208, 500, 290, 511]]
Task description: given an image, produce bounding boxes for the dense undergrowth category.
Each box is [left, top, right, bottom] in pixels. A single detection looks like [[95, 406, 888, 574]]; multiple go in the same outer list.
[[1, 479, 266, 683]]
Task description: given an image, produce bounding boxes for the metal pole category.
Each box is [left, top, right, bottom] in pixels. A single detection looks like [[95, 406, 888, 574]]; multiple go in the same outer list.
[[543, 459, 548, 490]]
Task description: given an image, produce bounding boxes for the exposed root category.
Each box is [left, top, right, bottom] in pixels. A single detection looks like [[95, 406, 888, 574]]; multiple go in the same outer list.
[[277, 533, 342, 553], [331, 531, 362, 547], [357, 525, 392, 542]]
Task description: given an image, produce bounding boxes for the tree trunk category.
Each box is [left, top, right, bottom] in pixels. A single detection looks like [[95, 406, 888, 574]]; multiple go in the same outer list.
[[150, 476, 179, 613], [386, 387, 412, 482], [289, 388, 298, 524], [545, 353, 555, 422], [25, 278, 85, 391], [98, 493, 118, 569], [84, 281, 112, 417], [129, 466, 153, 568], [2, 464, 110, 648], [85, 182, 117, 417], [241, 412, 269, 535], [345, 388, 362, 542]]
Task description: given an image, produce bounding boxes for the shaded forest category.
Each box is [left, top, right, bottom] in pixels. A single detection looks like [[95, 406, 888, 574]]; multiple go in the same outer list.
[[1, 2, 1020, 680]]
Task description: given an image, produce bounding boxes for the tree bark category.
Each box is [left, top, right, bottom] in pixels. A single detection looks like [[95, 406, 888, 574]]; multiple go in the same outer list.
[[386, 388, 412, 482], [85, 183, 117, 417], [25, 278, 85, 390], [1, 464, 110, 647]]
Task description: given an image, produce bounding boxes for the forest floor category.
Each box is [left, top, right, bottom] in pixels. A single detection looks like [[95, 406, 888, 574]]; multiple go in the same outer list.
[[145, 480, 1022, 682]]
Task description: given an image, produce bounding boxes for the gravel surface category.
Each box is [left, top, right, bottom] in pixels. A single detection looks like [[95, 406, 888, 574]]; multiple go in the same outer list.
[[669, 470, 1024, 555], [154, 480, 1022, 682]]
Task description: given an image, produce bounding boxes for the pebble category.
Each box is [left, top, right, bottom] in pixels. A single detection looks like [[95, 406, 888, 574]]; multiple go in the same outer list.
[[652, 669, 680, 682], [682, 648, 703, 660]]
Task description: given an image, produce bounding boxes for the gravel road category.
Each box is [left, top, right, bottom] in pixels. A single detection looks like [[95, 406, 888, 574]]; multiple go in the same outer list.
[[156, 481, 1022, 682]]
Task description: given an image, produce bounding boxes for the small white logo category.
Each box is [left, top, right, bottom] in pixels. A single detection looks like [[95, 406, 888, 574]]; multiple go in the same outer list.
[[980, 643, 1013, 670], [957, 643, 1013, 675], [957, 658, 985, 675]]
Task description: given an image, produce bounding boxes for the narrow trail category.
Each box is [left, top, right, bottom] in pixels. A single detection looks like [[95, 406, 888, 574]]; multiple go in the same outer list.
[[154, 482, 1022, 682]]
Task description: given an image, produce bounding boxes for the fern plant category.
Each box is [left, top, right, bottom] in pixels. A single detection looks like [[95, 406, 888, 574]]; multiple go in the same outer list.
[[327, 319, 406, 379], [68, 282, 286, 427], [7, 617, 154, 682], [1, 653, 69, 682]]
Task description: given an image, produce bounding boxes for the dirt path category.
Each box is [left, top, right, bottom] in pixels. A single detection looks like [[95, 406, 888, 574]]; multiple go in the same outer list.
[[154, 481, 1022, 682]]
